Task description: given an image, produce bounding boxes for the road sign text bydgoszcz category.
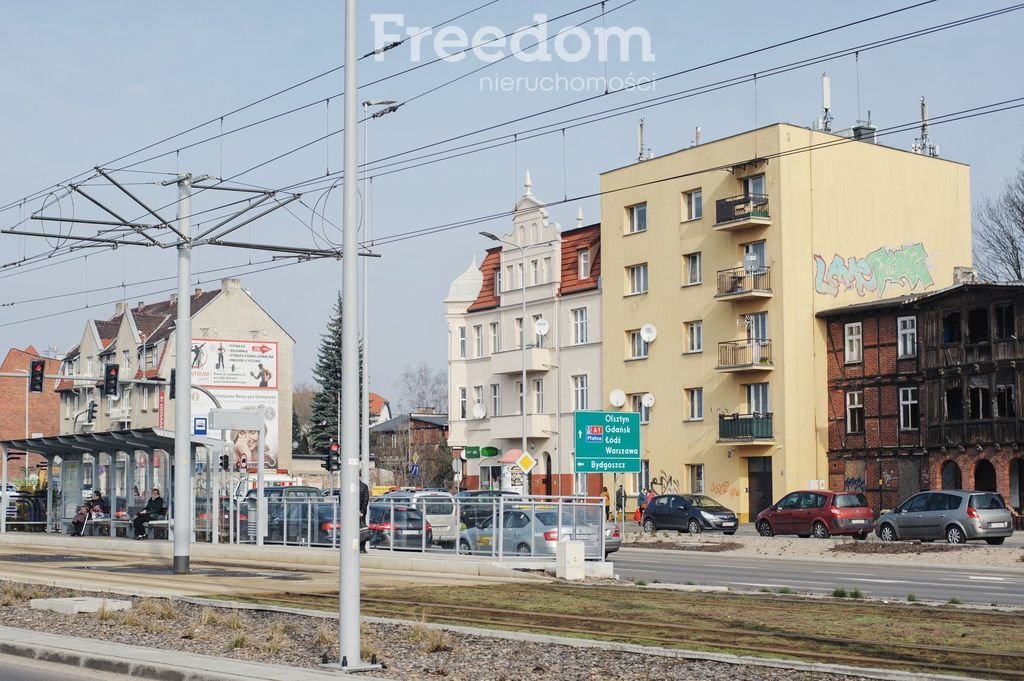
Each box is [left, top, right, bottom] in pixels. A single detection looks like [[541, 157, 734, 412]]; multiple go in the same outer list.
[[573, 411, 641, 473]]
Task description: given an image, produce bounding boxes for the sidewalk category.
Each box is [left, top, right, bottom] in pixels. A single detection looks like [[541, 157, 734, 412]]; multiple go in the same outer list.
[[0, 625, 397, 681]]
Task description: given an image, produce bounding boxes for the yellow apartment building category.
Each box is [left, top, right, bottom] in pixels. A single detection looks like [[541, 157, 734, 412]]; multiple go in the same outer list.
[[599, 123, 972, 520]]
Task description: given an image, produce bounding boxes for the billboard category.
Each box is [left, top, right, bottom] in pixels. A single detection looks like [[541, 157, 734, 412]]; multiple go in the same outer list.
[[189, 338, 278, 389]]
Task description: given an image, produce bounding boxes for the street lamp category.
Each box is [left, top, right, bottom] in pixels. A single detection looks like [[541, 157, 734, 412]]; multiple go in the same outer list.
[[360, 99, 399, 488], [480, 231, 528, 493]]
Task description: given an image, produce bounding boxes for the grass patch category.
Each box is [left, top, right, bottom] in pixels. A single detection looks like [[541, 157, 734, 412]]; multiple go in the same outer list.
[[410, 623, 453, 653], [138, 598, 177, 621], [775, 587, 792, 595], [96, 602, 116, 622], [263, 623, 287, 654], [230, 633, 247, 649], [849, 589, 865, 600], [831, 587, 849, 598], [947, 597, 963, 605], [315, 621, 336, 648], [906, 593, 918, 603], [117, 610, 142, 627], [634, 578, 648, 586]]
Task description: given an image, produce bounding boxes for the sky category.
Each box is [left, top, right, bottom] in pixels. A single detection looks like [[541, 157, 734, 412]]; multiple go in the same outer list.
[[1, 1, 1022, 407]]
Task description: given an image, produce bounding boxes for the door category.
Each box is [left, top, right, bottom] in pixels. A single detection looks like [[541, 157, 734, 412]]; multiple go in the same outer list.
[[896, 493, 931, 539], [668, 496, 689, 530], [747, 312, 769, 363], [649, 495, 671, 527], [773, 492, 801, 534], [747, 456, 773, 520], [922, 492, 956, 539], [744, 174, 766, 198], [747, 383, 770, 415]]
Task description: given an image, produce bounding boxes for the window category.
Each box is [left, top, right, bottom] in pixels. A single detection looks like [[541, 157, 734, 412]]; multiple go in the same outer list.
[[572, 374, 589, 411], [628, 330, 649, 359], [627, 203, 647, 233], [517, 262, 524, 289], [571, 307, 588, 345], [151, 385, 158, 410], [898, 316, 917, 358], [514, 317, 523, 349], [744, 174, 766, 197], [945, 385, 964, 420], [457, 327, 467, 359], [899, 387, 919, 430], [543, 257, 552, 283], [516, 381, 524, 414], [578, 250, 591, 279], [747, 382, 770, 414], [473, 325, 484, 357], [533, 314, 546, 349], [458, 388, 467, 419], [629, 393, 651, 424], [844, 323, 862, 364], [490, 383, 501, 416], [505, 265, 514, 291], [627, 263, 648, 295], [531, 259, 540, 285], [685, 321, 703, 353], [533, 378, 544, 413], [684, 252, 701, 286], [846, 391, 864, 434], [688, 464, 704, 494], [942, 311, 962, 344], [996, 383, 1016, 418], [684, 189, 702, 220], [490, 322, 500, 353], [967, 308, 989, 344], [995, 304, 1015, 340], [495, 270, 502, 294], [969, 385, 992, 420], [686, 388, 703, 421]]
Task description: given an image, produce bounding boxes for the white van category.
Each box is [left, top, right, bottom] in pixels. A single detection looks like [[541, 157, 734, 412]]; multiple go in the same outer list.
[[377, 491, 457, 547]]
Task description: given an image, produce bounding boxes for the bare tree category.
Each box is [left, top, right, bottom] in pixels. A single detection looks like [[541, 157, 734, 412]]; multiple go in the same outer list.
[[395, 363, 447, 414], [292, 383, 316, 431], [974, 158, 1024, 281]]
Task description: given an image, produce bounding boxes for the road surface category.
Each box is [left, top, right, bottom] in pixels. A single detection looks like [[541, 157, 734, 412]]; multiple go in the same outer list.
[[0, 654, 134, 681]]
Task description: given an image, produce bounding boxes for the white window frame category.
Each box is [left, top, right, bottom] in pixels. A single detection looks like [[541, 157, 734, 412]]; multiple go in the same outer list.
[[627, 263, 648, 295], [685, 189, 702, 221], [457, 327, 467, 359], [473, 325, 484, 358], [572, 374, 589, 411], [684, 252, 702, 286], [533, 314, 546, 349], [747, 382, 770, 414], [458, 388, 467, 419], [490, 322, 500, 353], [571, 307, 588, 345], [515, 381, 524, 414], [899, 386, 919, 430], [689, 463, 705, 494], [898, 316, 917, 358], [685, 321, 703, 353], [514, 317, 523, 349], [543, 257, 552, 283], [629, 393, 651, 424], [844, 322, 863, 364], [578, 250, 591, 279], [628, 330, 649, 359], [846, 390, 864, 434], [627, 203, 647, 234], [533, 378, 544, 413], [473, 386, 484, 414], [495, 270, 502, 294], [490, 383, 501, 416], [686, 387, 704, 421], [531, 259, 540, 285]]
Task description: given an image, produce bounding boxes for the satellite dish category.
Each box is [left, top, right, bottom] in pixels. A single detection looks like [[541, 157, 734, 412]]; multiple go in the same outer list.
[[743, 252, 760, 272], [640, 324, 658, 343], [609, 389, 626, 407], [641, 393, 656, 408], [451, 458, 462, 474], [534, 318, 550, 337], [471, 403, 486, 419]]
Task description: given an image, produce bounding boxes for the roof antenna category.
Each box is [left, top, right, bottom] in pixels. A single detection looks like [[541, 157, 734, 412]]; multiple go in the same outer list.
[[637, 118, 650, 162], [912, 96, 939, 157], [819, 73, 833, 132], [576, 206, 584, 228], [691, 125, 702, 147]]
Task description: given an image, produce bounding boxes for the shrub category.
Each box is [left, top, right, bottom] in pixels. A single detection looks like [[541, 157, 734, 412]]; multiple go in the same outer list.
[[849, 589, 865, 599], [831, 587, 849, 598], [410, 623, 454, 653], [906, 593, 918, 602]]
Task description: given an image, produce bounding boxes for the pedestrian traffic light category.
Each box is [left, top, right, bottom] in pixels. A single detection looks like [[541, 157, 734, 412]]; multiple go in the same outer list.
[[29, 360, 45, 393], [169, 368, 176, 400], [321, 442, 341, 472], [219, 454, 230, 470], [103, 363, 120, 396], [86, 400, 97, 423]]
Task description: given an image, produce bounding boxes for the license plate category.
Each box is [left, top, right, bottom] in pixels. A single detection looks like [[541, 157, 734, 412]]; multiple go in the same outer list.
[[851, 519, 866, 524], [400, 529, 417, 535], [990, 522, 1008, 529], [721, 521, 736, 527]]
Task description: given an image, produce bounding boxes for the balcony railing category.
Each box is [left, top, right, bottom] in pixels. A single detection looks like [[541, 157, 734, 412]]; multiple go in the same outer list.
[[715, 193, 770, 227], [716, 266, 772, 298], [719, 412, 773, 441], [926, 419, 1023, 448], [717, 339, 773, 371]]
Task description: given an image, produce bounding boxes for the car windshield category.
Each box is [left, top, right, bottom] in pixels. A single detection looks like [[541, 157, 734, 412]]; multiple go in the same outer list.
[[687, 496, 723, 509], [422, 499, 454, 515], [833, 493, 868, 508], [969, 493, 1005, 510]]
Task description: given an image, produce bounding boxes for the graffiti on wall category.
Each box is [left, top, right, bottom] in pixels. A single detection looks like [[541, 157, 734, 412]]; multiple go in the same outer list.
[[709, 481, 741, 498], [651, 471, 680, 494], [813, 243, 933, 297]]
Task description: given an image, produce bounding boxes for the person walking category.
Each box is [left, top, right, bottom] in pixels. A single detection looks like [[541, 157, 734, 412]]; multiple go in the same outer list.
[[358, 479, 370, 553], [615, 485, 625, 515], [600, 486, 612, 522]]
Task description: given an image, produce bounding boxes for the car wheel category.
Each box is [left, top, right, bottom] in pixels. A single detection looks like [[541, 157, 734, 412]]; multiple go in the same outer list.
[[756, 520, 774, 537], [985, 537, 1005, 546], [687, 519, 702, 535], [853, 532, 868, 541], [516, 543, 532, 556], [878, 523, 897, 542], [643, 518, 657, 534], [458, 538, 472, 553], [812, 521, 831, 539], [945, 525, 966, 544]]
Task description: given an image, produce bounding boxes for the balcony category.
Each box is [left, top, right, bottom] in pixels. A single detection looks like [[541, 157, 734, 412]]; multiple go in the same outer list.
[[715, 266, 773, 300], [489, 413, 554, 440], [716, 339, 773, 372], [108, 407, 132, 423], [718, 412, 773, 443], [490, 347, 554, 375], [715, 193, 770, 230], [926, 420, 1023, 448]]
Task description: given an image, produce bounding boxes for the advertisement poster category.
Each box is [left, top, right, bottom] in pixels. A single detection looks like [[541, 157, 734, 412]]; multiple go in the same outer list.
[[190, 389, 280, 472], [189, 338, 278, 389]]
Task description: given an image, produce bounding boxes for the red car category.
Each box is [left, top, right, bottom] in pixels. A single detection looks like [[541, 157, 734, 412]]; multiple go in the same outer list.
[[755, 490, 873, 539]]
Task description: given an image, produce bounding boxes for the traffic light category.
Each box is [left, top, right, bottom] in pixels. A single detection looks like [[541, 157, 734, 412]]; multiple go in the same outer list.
[[29, 360, 45, 393], [86, 400, 97, 423], [169, 368, 176, 400], [321, 442, 341, 472], [103, 363, 120, 397], [219, 454, 230, 470]]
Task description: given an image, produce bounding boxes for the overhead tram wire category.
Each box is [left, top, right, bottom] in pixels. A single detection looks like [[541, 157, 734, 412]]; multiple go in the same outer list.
[[0, 0, 509, 216]]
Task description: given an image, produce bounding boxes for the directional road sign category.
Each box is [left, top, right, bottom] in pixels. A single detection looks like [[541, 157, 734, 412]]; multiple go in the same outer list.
[[573, 411, 641, 473]]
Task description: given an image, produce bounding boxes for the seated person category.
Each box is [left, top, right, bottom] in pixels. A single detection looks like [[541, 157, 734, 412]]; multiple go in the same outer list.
[[70, 506, 87, 537], [133, 488, 166, 540], [85, 504, 105, 536]]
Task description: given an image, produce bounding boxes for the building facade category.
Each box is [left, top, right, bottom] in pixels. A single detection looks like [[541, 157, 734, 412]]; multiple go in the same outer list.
[[370, 411, 449, 488], [821, 282, 1024, 515], [599, 123, 972, 519], [55, 278, 296, 472], [446, 178, 602, 495], [0, 346, 61, 479]]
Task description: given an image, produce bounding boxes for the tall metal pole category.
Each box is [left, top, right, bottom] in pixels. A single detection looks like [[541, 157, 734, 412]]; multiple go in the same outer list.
[[173, 174, 193, 574], [520, 247, 527, 489], [336, 0, 366, 669], [360, 103, 371, 489]]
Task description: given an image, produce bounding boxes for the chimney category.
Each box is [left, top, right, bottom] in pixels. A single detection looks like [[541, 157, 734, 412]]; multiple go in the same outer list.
[[136, 301, 145, 311], [169, 293, 177, 305], [953, 266, 976, 284], [194, 287, 202, 298], [115, 302, 128, 315], [222, 278, 241, 293]]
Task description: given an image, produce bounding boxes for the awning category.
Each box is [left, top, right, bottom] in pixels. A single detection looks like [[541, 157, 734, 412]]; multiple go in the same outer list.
[[0, 427, 225, 458]]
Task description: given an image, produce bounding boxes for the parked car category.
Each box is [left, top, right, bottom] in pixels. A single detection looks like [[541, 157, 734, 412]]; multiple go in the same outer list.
[[756, 490, 873, 539], [367, 502, 432, 550], [243, 485, 322, 540], [641, 494, 738, 535], [875, 490, 1014, 545], [377, 491, 457, 547], [459, 508, 600, 557], [454, 490, 522, 528]]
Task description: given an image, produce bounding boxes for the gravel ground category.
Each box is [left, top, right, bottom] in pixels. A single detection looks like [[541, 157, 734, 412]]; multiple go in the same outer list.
[[624, 532, 1024, 567], [0, 581, 862, 681]]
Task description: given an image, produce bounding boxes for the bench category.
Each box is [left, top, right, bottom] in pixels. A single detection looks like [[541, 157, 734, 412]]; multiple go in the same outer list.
[[144, 519, 172, 540]]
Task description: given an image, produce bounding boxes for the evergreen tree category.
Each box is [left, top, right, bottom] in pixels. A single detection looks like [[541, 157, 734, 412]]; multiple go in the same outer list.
[[309, 293, 363, 455]]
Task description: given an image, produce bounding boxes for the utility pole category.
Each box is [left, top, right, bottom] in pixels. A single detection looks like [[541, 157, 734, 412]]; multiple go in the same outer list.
[[172, 174, 193, 575]]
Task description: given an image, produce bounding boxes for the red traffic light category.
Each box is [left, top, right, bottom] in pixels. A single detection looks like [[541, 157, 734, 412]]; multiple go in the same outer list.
[[330, 442, 340, 453]]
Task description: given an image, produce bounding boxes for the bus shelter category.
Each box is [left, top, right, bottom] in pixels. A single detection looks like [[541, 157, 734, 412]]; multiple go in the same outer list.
[[0, 428, 226, 540]]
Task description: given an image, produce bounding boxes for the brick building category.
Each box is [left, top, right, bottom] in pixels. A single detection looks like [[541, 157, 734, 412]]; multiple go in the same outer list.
[[370, 411, 449, 488], [0, 346, 61, 479], [819, 280, 1024, 513]]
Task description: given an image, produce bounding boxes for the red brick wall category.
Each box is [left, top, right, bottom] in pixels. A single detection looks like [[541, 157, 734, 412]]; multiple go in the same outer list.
[[0, 348, 61, 478]]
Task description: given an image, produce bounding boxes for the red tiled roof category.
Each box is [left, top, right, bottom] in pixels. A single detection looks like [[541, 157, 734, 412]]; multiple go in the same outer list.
[[466, 248, 502, 313], [369, 392, 389, 418], [559, 223, 601, 296]]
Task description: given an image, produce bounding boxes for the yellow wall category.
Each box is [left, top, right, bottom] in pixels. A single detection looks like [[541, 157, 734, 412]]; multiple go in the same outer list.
[[599, 124, 971, 520]]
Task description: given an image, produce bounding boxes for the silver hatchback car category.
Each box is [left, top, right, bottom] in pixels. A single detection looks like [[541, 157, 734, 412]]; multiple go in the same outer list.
[[875, 490, 1014, 545]]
